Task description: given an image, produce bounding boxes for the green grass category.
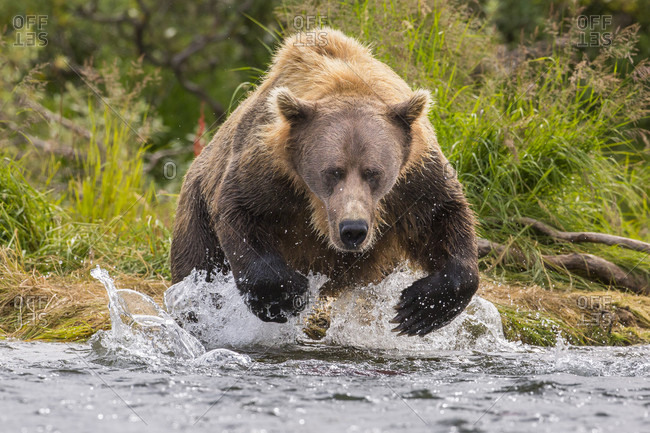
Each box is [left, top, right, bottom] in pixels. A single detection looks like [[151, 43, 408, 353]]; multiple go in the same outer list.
[[0, 157, 57, 254], [69, 104, 153, 224], [498, 305, 575, 346], [0, 158, 171, 278]]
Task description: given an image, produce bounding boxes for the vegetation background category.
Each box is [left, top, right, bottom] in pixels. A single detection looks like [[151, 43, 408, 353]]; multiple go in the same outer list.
[[1, 0, 649, 345]]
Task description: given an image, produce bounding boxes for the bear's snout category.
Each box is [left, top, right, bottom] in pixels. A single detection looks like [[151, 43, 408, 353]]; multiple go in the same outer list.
[[339, 219, 368, 249]]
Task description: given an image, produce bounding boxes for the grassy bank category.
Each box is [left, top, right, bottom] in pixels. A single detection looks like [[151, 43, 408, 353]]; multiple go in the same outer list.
[[1, 0, 649, 345], [3, 258, 649, 346]]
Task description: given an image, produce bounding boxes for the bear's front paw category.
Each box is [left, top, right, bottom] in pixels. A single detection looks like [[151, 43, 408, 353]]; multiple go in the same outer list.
[[243, 270, 309, 324], [390, 271, 475, 337]]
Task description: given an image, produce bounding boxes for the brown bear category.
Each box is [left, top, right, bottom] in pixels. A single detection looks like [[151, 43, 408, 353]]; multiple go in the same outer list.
[[170, 28, 478, 336]]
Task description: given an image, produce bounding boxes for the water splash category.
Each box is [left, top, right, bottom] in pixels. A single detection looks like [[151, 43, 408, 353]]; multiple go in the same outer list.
[[92, 265, 514, 362], [323, 268, 515, 353], [90, 266, 249, 367], [163, 269, 326, 349]]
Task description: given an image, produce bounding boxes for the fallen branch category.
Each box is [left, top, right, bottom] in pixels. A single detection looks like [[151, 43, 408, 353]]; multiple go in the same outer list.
[[478, 238, 649, 295], [3, 119, 81, 159], [17, 96, 92, 140], [516, 217, 650, 254], [543, 253, 647, 295]]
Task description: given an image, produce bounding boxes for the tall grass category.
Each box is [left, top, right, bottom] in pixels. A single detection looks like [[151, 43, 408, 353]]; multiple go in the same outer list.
[[69, 104, 154, 224], [0, 158, 170, 277], [0, 38, 171, 279], [0, 157, 56, 254]]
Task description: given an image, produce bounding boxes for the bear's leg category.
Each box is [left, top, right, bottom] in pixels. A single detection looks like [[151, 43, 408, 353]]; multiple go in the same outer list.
[[170, 179, 229, 284], [217, 217, 309, 323], [391, 201, 479, 336]]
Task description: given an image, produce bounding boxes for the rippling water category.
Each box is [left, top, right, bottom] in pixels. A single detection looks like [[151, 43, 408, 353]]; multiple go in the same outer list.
[[1, 267, 648, 432]]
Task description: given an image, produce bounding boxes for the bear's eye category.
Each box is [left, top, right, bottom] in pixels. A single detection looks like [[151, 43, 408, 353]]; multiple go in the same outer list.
[[322, 167, 345, 191], [363, 169, 382, 189]]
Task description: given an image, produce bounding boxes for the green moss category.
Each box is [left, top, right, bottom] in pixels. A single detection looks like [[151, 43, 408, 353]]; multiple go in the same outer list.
[[497, 305, 576, 346], [496, 304, 650, 346]]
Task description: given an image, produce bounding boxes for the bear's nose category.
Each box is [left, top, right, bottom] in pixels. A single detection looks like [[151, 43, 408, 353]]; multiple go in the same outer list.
[[339, 220, 368, 248]]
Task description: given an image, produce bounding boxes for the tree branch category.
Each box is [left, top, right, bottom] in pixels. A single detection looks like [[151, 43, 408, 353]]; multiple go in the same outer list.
[[516, 217, 650, 254], [4, 120, 81, 159], [17, 96, 92, 140], [478, 238, 649, 295]]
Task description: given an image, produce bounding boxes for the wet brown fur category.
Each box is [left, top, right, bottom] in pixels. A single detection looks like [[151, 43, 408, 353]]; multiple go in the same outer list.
[[171, 28, 478, 334]]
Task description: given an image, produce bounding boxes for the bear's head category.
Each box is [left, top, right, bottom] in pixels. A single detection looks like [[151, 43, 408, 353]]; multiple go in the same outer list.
[[266, 87, 431, 252]]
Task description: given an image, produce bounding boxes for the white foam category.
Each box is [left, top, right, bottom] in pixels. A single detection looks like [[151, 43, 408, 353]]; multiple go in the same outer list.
[[92, 265, 514, 361]]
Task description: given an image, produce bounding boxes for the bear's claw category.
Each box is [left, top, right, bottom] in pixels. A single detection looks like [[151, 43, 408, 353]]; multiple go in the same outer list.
[[390, 270, 474, 337]]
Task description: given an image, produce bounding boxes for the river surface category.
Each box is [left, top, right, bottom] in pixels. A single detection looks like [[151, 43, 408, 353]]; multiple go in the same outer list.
[[1, 267, 648, 433]]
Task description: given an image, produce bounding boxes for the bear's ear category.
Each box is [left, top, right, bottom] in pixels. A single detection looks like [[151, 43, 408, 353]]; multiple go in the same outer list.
[[387, 89, 431, 130], [269, 87, 316, 126]]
